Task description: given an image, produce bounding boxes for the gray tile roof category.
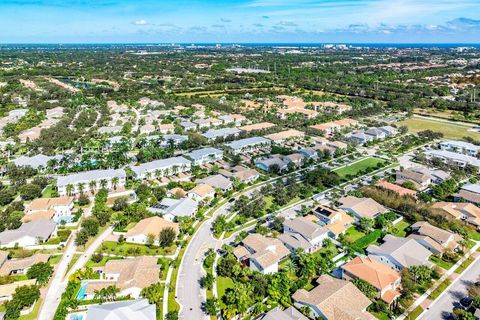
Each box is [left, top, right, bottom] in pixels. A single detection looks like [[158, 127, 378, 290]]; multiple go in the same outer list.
[[130, 156, 190, 176], [86, 299, 156, 320], [225, 136, 270, 150], [0, 220, 56, 245], [199, 174, 233, 191], [57, 169, 126, 187], [157, 197, 198, 218], [185, 147, 223, 161], [13, 154, 63, 169], [202, 127, 240, 140]]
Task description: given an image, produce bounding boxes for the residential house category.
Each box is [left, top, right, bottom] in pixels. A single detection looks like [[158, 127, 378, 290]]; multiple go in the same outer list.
[[159, 134, 188, 147], [376, 180, 417, 198], [194, 118, 212, 129], [367, 234, 434, 271], [158, 124, 175, 134], [408, 221, 460, 255], [265, 129, 305, 144], [425, 150, 480, 168], [365, 127, 387, 140], [311, 205, 353, 239], [13, 154, 63, 170], [239, 122, 275, 132], [338, 196, 387, 219], [185, 147, 223, 166], [309, 122, 340, 136], [151, 197, 198, 221], [378, 126, 398, 137], [230, 167, 261, 184], [0, 253, 50, 276], [341, 256, 401, 304], [346, 131, 374, 144], [0, 279, 37, 302], [292, 274, 375, 320], [98, 126, 123, 135], [255, 156, 288, 172], [85, 257, 161, 299], [180, 121, 197, 131], [454, 183, 480, 205], [57, 169, 126, 196], [395, 169, 432, 190], [125, 217, 179, 246], [279, 217, 330, 253], [297, 148, 318, 160], [283, 153, 305, 168], [199, 174, 233, 192], [432, 202, 480, 229], [440, 140, 480, 157], [202, 128, 241, 141], [84, 299, 156, 320], [23, 196, 74, 223], [225, 137, 271, 155], [233, 234, 290, 274], [0, 220, 57, 248], [257, 306, 308, 320], [130, 156, 191, 180], [187, 184, 215, 203]]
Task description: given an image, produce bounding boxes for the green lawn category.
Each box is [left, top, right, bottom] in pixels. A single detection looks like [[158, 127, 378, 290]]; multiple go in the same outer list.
[[350, 230, 384, 253], [399, 116, 480, 140], [18, 298, 42, 320], [86, 256, 124, 268], [467, 230, 480, 241], [98, 241, 176, 256], [217, 276, 234, 308], [455, 257, 474, 274], [42, 185, 55, 198], [344, 226, 365, 243], [390, 220, 410, 237], [334, 157, 386, 178], [66, 253, 81, 273], [429, 279, 452, 300], [371, 311, 391, 320], [429, 255, 455, 271], [48, 254, 63, 265], [406, 306, 424, 320]]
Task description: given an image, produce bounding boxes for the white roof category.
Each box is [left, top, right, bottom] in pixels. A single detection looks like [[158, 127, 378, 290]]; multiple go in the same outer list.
[[86, 299, 155, 320], [225, 137, 270, 150], [441, 140, 480, 151], [426, 150, 480, 167], [13, 154, 63, 169], [202, 127, 241, 139], [57, 169, 126, 187], [130, 156, 190, 176], [461, 183, 480, 194], [186, 147, 223, 160]]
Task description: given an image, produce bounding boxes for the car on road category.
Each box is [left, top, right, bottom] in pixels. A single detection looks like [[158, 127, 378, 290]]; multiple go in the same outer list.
[[460, 297, 473, 309]]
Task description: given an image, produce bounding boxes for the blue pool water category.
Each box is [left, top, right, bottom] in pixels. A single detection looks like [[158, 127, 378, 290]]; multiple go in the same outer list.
[[69, 314, 84, 320], [75, 281, 88, 300]]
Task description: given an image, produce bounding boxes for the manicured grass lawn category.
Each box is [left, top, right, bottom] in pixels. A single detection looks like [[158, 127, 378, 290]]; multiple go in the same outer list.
[[350, 230, 384, 253], [399, 116, 480, 140], [98, 241, 176, 256], [429, 279, 451, 300], [455, 257, 474, 274], [390, 220, 410, 237], [217, 276, 234, 308], [66, 253, 81, 273], [371, 311, 391, 320], [468, 230, 480, 241], [48, 254, 62, 265], [42, 185, 54, 198], [344, 226, 365, 243], [406, 306, 424, 320], [429, 255, 455, 271], [334, 157, 386, 178], [86, 255, 124, 268], [18, 298, 42, 320]]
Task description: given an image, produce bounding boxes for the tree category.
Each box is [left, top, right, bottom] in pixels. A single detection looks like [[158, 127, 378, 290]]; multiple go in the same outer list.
[[352, 278, 377, 300], [200, 273, 214, 290], [165, 311, 179, 320], [158, 227, 176, 247], [19, 184, 42, 200], [203, 297, 218, 316], [223, 283, 253, 318], [5, 285, 40, 319], [267, 271, 292, 306], [146, 233, 156, 247], [81, 217, 100, 236], [77, 193, 90, 206], [358, 217, 374, 232], [75, 229, 89, 247], [26, 262, 53, 286]]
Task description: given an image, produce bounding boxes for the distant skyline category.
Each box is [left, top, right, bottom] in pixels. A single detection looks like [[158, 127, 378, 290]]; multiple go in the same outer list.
[[1, 0, 479, 43]]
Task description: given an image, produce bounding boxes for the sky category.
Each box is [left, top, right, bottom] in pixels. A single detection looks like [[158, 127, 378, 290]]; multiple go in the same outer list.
[[0, 0, 479, 43]]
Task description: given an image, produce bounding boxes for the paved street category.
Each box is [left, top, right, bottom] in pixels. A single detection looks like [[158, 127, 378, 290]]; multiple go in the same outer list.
[[419, 256, 480, 320]]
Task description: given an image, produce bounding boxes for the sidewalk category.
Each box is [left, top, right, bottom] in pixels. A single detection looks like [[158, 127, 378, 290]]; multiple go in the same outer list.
[[397, 242, 480, 320]]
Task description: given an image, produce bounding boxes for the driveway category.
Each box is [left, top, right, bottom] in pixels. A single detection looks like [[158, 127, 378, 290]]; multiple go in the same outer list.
[[419, 256, 480, 320]]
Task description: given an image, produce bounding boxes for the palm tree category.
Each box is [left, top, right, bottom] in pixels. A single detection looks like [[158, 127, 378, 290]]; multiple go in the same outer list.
[[145, 171, 152, 180], [112, 176, 119, 190], [89, 180, 97, 194], [77, 182, 85, 194], [99, 179, 108, 189], [66, 184, 74, 196], [282, 259, 297, 274]]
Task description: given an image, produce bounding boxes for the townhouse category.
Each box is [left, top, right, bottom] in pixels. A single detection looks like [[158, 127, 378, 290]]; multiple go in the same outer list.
[[130, 156, 191, 180], [185, 147, 223, 166], [225, 137, 271, 155], [57, 168, 126, 196]]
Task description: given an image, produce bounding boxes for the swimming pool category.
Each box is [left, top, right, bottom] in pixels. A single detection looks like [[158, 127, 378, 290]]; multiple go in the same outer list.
[[75, 281, 88, 300], [69, 314, 84, 320]]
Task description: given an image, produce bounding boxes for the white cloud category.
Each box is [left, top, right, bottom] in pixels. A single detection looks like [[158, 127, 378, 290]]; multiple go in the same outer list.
[[132, 19, 148, 26]]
